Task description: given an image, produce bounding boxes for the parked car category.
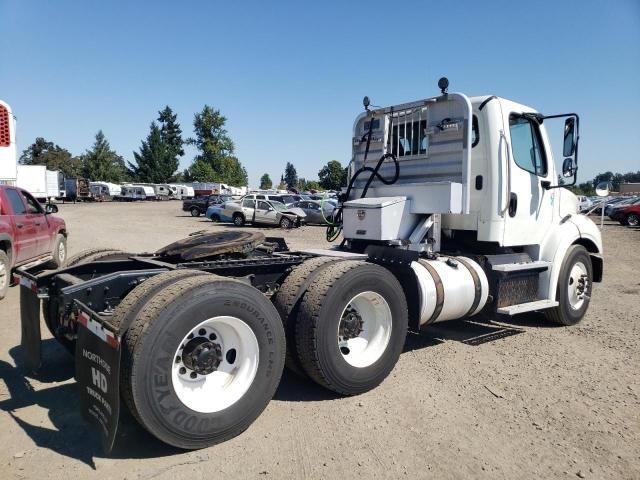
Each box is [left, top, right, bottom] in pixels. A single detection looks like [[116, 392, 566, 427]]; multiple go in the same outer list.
[[216, 198, 306, 228], [290, 200, 336, 224], [604, 197, 638, 217], [0, 185, 67, 299], [182, 194, 231, 217], [205, 202, 234, 223], [609, 201, 640, 226], [577, 195, 594, 212]]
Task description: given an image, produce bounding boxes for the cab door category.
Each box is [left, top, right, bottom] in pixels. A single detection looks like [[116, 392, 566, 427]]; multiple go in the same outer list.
[[20, 190, 51, 257], [241, 198, 256, 223], [4, 188, 38, 262], [502, 112, 556, 246]]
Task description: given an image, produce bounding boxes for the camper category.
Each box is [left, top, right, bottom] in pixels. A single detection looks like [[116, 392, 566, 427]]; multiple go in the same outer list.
[[169, 184, 195, 200], [0, 100, 17, 186], [89, 181, 121, 201], [151, 184, 174, 200], [63, 177, 91, 202], [117, 184, 156, 201]]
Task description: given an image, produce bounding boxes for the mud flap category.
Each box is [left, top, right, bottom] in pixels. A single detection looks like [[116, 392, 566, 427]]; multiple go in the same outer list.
[[19, 278, 42, 372], [74, 306, 121, 453]]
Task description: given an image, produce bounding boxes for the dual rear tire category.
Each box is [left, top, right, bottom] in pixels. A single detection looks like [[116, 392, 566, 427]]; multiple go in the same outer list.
[[274, 259, 408, 395]]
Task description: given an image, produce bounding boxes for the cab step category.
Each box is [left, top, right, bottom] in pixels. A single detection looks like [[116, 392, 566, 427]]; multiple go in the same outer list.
[[491, 260, 552, 273], [496, 299, 559, 315]]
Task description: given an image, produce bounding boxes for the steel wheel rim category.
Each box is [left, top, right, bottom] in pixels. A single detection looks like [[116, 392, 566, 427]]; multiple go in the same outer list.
[[629, 214, 639, 226], [567, 261, 588, 310], [0, 261, 7, 291], [337, 291, 392, 368], [281, 218, 291, 228], [171, 316, 259, 413], [58, 241, 66, 264]]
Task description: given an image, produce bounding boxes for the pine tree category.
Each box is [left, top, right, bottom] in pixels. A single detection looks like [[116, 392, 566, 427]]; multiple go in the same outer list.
[[284, 162, 298, 189], [158, 106, 184, 161], [128, 122, 177, 183], [187, 105, 248, 186], [82, 131, 126, 182], [259, 173, 273, 189]]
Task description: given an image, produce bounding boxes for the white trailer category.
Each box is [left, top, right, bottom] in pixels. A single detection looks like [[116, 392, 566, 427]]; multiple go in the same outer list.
[[18, 79, 604, 451], [16, 165, 60, 201], [169, 184, 195, 200], [0, 100, 17, 186], [118, 184, 156, 201], [89, 181, 122, 200]]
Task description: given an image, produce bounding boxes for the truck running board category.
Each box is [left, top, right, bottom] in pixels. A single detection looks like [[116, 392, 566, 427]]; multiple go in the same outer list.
[[497, 299, 559, 315], [491, 260, 552, 272]]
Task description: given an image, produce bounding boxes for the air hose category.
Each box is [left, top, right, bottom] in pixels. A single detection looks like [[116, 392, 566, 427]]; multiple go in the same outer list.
[[326, 109, 400, 242]]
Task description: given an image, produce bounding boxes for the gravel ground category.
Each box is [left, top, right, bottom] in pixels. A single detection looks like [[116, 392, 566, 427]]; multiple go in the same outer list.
[[0, 201, 638, 479]]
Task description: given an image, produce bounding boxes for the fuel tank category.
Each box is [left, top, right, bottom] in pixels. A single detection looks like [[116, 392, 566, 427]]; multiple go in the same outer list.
[[410, 256, 489, 326]]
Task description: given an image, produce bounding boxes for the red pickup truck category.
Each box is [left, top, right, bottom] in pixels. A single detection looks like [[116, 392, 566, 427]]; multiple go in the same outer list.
[[0, 185, 67, 299]]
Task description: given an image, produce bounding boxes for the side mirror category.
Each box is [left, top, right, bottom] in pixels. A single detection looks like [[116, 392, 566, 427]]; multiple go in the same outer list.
[[562, 158, 574, 177], [595, 181, 610, 197], [44, 204, 58, 214], [563, 117, 576, 157]]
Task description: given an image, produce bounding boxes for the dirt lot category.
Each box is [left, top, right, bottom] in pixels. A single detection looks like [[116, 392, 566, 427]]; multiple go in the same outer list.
[[0, 201, 638, 479]]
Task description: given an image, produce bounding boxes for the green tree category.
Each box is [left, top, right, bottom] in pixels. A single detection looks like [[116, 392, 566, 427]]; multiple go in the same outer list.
[[158, 106, 184, 161], [19, 137, 83, 177], [187, 105, 248, 186], [82, 131, 126, 182], [318, 160, 346, 190], [128, 122, 178, 183], [259, 173, 273, 189], [305, 180, 322, 191], [284, 162, 297, 189], [184, 159, 216, 182]]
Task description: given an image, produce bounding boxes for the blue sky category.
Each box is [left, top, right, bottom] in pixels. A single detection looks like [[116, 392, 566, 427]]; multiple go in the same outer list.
[[1, 0, 639, 187]]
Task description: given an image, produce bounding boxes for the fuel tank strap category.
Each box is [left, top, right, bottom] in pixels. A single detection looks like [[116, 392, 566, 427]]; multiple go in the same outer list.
[[417, 259, 444, 324], [456, 256, 482, 317]]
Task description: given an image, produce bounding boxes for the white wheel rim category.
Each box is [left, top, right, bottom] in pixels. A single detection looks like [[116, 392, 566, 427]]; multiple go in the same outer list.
[[0, 261, 7, 291], [567, 261, 588, 310], [58, 242, 66, 264], [171, 316, 259, 413], [337, 291, 392, 368]]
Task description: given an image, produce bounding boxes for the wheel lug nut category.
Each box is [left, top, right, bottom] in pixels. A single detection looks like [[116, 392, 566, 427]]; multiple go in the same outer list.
[[190, 372, 198, 379], [179, 367, 186, 374], [198, 328, 206, 336], [209, 333, 217, 340]]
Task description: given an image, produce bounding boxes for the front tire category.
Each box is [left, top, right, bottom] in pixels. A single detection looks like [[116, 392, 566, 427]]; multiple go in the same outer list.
[[295, 261, 408, 395], [627, 213, 639, 227], [121, 275, 285, 449], [545, 245, 593, 326], [190, 207, 201, 217], [210, 214, 220, 223], [279, 217, 293, 229], [45, 234, 67, 269]]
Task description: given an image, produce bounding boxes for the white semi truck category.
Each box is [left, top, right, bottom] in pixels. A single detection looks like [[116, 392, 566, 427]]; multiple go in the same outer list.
[[17, 79, 602, 451]]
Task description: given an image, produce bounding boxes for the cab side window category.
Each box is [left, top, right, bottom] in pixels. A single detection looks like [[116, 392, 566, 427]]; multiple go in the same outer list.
[[242, 198, 255, 208], [509, 115, 547, 176], [21, 191, 43, 214], [6, 189, 27, 214], [257, 200, 270, 210]]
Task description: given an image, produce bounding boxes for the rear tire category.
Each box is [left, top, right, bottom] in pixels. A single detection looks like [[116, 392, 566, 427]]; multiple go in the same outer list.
[[627, 213, 639, 227], [273, 256, 339, 377], [545, 245, 593, 326], [233, 213, 245, 227], [0, 251, 9, 300], [121, 275, 285, 449], [190, 207, 201, 217], [210, 214, 220, 223], [295, 261, 408, 395], [112, 269, 210, 423]]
